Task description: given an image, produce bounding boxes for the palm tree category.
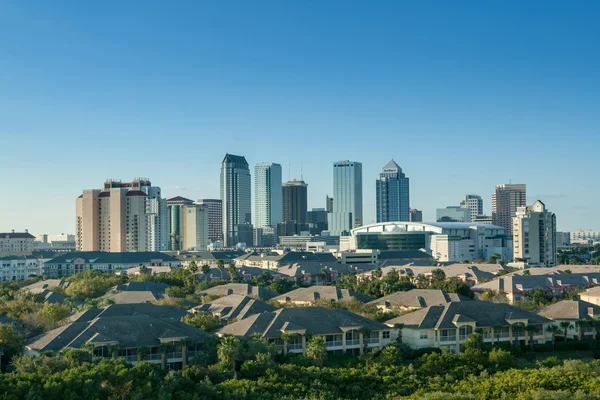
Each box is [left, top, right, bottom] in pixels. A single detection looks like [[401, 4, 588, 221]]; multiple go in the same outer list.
[[201, 264, 211, 282], [159, 342, 175, 370], [216, 259, 225, 280], [546, 325, 562, 350], [373, 267, 383, 279], [393, 323, 404, 343], [227, 262, 237, 282], [319, 267, 329, 286], [493, 325, 503, 346], [180, 338, 194, 367], [524, 325, 537, 350], [280, 332, 296, 355], [306, 336, 327, 367], [575, 319, 588, 341], [560, 321, 574, 342], [512, 324, 525, 347], [137, 346, 150, 362], [107, 343, 121, 359], [188, 261, 199, 285], [217, 336, 243, 377], [359, 327, 372, 354], [82, 342, 96, 360]]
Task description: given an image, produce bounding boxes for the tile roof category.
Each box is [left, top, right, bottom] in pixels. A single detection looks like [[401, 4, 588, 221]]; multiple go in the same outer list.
[[191, 294, 276, 321], [45, 251, 180, 265], [218, 307, 389, 339], [367, 289, 471, 309], [538, 300, 600, 321], [386, 301, 551, 329], [201, 283, 278, 300], [272, 287, 373, 303], [26, 303, 211, 352]]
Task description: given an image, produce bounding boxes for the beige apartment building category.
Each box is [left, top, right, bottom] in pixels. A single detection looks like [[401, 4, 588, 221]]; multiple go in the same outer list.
[[181, 204, 209, 251], [76, 181, 151, 252], [492, 183, 526, 234], [513, 200, 557, 267]]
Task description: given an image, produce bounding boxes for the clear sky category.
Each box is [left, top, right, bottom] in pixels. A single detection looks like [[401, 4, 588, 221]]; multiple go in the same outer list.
[[1, 0, 599, 235]]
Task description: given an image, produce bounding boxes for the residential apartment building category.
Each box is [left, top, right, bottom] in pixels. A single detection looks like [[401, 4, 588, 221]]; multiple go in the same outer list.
[[513, 200, 557, 267], [368, 289, 471, 311], [181, 204, 209, 251], [571, 230, 600, 243], [328, 160, 363, 236], [0, 256, 42, 281], [196, 199, 223, 243], [376, 160, 409, 223], [166, 196, 194, 251], [492, 183, 526, 234], [76, 179, 168, 252], [271, 287, 373, 306], [460, 194, 484, 221], [436, 206, 471, 222], [0, 231, 36, 256], [221, 154, 252, 247], [282, 180, 308, 224], [538, 300, 600, 340]]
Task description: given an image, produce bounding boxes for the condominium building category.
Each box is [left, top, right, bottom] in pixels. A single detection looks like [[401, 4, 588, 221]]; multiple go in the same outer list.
[[0, 231, 36, 256], [282, 180, 308, 224], [436, 206, 471, 222], [76, 179, 168, 252], [166, 197, 194, 251], [409, 209, 422, 223], [181, 204, 209, 251], [196, 199, 223, 243], [0, 256, 42, 281], [460, 194, 484, 221], [376, 160, 409, 223], [254, 163, 283, 229], [328, 160, 363, 236], [571, 230, 600, 243], [513, 200, 557, 267], [221, 154, 252, 247], [492, 183, 526, 234]]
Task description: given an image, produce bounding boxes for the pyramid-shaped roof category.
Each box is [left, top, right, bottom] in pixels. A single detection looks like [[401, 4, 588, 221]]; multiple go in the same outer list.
[[381, 159, 401, 173]]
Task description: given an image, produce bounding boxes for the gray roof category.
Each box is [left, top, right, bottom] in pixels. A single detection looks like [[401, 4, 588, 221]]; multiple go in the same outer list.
[[381, 159, 401, 173], [100, 282, 171, 304], [222, 154, 248, 168], [26, 303, 210, 352], [237, 251, 337, 264], [276, 262, 374, 278], [538, 300, 600, 321], [201, 283, 278, 301], [0, 232, 35, 239], [174, 251, 244, 262], [196, 266, 282, 281], [21, 279, 70, 292], [368, 289, 471, 309], [191, 294, 276, 321], [382, 263, 507, 280], [472, 273, 600, 294], [272, 287, 373, 303], [45, 252, 180, 265], [386, 301, 551, 329], [218, 307, 389, 339], [510, 265, 600, 276]]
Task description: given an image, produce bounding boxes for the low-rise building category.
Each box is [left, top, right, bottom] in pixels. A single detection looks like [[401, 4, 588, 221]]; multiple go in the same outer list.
[[43, 251, 181, 278], [386, 301, 552, 353], [200, 283, 278, 301], [580, 286, 600, 305], [0, 256, 43, 281], [0, 231, 36, 256], [276, 262, 374, 285], [99, 282, 171, 304], [218, 307, 395, 355], [368, 289, 471, 311], [173, 250, 244, 268], [25, 303, 212, 369], [235, 251, 337, 269], [116, 265, 173, 276], [191, 294, 276, 322], [538, 300, 600, 340], [271, 287, 373, 306]]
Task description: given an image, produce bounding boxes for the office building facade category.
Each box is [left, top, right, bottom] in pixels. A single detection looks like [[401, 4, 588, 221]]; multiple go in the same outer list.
[[181, 204, 209, 251], [167, 196, 194, 251], [436, 206, 472, 222], [513, 200, 557, 267], [254, 162, 282, 229], [460, 194, 484, 221], [221, 154, 252, 247], [327, 160, 363, 236], [196, 199, 223, 243], [282, 180, 308, 224], [376, 160, 410, 223], [409, 209, 423, 223], [492, 184, 527, 234]]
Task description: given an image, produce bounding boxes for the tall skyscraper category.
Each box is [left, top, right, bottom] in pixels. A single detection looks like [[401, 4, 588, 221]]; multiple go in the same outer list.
[[460, 194, 484, 221], [513, 200, 556, 266], [254, 162, 283, 229], [492, 184, 526, 234], [167, 196, 194, 251], [327, 160, 362, 236], [282, 180, 308, 223], [76, 178, 167, 252], [326, 195, 334, 213], [196, 199, 223, 243], [376, 160, 409, 223], [409, 208, 422, 222], [221, 154, 252, 247], [181, 204, 209, 251]]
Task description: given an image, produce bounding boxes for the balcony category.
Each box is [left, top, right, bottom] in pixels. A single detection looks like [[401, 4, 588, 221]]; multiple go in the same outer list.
[[368, 338, 380, 344], [326, 341, 343, 348], [168, 352, 183, 359], [289, 343, 303, 351], [146, 353, 161, 361], [122, 355, 138, 363], [346, 339, 360, 346], [440, 336, 457, 343]]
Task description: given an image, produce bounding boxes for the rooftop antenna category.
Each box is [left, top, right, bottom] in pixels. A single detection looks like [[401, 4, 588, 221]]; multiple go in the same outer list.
[[301, 161, 303, 181]]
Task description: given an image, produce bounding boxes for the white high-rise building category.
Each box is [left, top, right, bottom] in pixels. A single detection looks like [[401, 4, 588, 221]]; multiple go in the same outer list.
[[327, 160, 363, 236], [142, 185, 168, 251], [254, 163, 282, 229], [513, 200, 557, 267], [182, 204, 209, 251], [221, 154, 252, 247], [460, 194, 484, 221]]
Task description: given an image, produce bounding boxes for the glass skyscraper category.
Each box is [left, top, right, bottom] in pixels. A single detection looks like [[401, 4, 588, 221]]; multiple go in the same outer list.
[[327, 160, 362, 236], [221, 154, 252, 247], [376, 160, 410, 223], [254, 162, 283, 229]]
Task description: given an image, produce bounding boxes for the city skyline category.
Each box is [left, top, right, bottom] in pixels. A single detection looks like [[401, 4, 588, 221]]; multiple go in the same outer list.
[[1, 1, 598, 234]]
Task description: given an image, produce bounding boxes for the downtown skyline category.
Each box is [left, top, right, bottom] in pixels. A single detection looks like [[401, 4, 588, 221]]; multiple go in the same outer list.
[[1, 1, 598, 234]]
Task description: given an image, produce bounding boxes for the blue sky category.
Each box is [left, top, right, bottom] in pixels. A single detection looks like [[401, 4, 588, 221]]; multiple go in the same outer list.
[[1, 0, 598, 234]]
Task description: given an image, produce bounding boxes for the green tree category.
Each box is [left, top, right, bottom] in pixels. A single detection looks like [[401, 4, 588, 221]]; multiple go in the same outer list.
[[227, 262, 237, 282], [217, 336, 243, 375], [559, 321, 574, 341], [462, 332, 484, 351], [430, 269, 446, 284], [182, 312, 222, 332], [201, 264, 211, 281], [524, 325, 538, 350], [188, 261, 199, 284], [0, 323, 22, 370], [306, 336, 327, 367], [373, 267, 383, 279], [393, 323, 404, 343], [216, 259, 225, 280], [546, 325, 561, 350], [319, 267, 329, 285], [489, 253, 502, 264]]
